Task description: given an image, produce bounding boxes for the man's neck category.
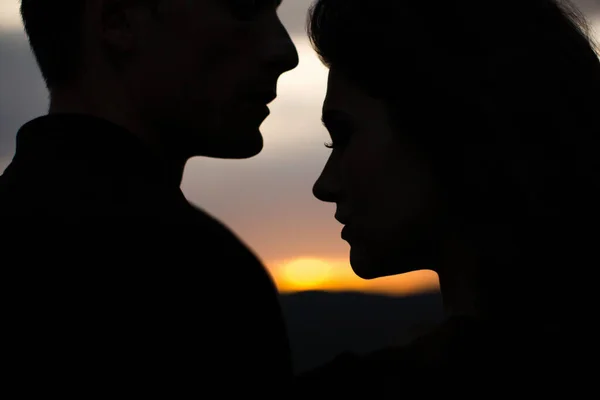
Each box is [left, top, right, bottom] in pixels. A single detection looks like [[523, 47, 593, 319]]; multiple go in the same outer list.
[[49, 89, 186, 186]]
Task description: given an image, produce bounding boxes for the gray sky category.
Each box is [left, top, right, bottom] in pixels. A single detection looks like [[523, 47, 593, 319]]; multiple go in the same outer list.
[[0, 0, 598, 293]]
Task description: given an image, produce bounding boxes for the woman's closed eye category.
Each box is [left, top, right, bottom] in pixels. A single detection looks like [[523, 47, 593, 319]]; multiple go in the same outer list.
[[324, 126, 354, 150], [324, 137, 349, 149], [322, 110, 355, 150]]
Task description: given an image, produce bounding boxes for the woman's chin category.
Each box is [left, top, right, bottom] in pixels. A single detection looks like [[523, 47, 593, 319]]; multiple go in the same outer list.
[[349, 245, 416, 279]]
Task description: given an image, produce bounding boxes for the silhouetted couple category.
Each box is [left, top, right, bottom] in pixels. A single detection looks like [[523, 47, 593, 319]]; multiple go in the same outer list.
[[2, 0, 599, 395]]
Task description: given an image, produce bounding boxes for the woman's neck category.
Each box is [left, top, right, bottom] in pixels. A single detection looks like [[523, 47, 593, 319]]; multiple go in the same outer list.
[[437, 235, 489, 320]]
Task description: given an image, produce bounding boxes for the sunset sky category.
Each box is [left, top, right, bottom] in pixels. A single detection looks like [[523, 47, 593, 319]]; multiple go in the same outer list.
[[1, 0, 599, 295]]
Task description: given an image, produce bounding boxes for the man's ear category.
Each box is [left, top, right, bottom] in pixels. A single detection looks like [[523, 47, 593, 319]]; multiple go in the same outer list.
[[97, 0, 156, 55]]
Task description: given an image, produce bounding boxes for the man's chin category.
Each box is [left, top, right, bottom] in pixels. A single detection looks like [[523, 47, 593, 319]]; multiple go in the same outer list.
[[195, 131, 264, 159]]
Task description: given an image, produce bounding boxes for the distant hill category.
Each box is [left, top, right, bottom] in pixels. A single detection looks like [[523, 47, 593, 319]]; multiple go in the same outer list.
[[279, 291, 444, 373]]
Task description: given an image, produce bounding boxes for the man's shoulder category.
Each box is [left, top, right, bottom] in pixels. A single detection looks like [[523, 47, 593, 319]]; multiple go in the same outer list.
[[185, 202, 232, 230], [0, 168, 39, 219], [182, 203, 251, 248], [181, 202, 274, 276]]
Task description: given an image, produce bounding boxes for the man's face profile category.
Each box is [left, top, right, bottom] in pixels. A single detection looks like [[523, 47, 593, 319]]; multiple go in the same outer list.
[[97, 0, 298, 160]]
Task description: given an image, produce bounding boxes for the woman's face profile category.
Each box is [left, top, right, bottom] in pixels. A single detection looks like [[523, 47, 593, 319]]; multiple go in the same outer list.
[[313, 69, 443, 279]]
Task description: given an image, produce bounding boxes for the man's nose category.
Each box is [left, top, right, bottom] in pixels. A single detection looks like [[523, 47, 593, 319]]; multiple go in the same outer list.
[[268, 20, 299, 74]]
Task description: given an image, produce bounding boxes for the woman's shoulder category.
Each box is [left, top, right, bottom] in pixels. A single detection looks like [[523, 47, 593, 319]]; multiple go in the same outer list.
[[296, 316, 494, 380], [294, 316, 571, 395]]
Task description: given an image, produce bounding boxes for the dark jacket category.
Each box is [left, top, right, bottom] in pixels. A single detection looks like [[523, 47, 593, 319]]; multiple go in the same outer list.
[[0, 114, 291, 395]]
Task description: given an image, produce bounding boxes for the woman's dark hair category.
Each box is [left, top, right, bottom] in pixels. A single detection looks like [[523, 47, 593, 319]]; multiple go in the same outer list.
[[308, 0, 600, 334]]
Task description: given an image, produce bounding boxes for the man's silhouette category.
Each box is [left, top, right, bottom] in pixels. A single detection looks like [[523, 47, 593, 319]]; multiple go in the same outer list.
[[1, 0, 298, 394]]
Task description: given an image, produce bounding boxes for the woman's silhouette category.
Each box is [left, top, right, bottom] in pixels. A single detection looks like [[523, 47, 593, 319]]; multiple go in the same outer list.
[[301, 0, 600, 389]]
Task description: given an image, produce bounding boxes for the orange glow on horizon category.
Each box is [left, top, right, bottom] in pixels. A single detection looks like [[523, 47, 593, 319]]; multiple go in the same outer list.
[[270, 258, 440, 296], [280, 258, 333, 291]]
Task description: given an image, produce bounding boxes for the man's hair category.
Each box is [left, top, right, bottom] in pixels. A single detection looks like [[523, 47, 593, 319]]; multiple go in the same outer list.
[[20, 0, 163, 90], [20, 0, 88, 89], [309, 0, 600, 327]]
